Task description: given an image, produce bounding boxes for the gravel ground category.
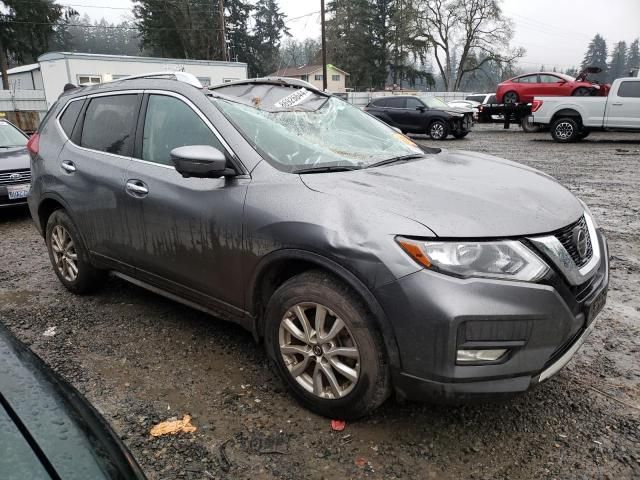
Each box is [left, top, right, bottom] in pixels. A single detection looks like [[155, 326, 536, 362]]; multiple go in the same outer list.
[[1, 124, 639, 479]]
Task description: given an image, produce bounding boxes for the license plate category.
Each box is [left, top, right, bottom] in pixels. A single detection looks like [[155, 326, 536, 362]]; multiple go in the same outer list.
[[586, 287, 607, 324], [7, 183, 30, 200]]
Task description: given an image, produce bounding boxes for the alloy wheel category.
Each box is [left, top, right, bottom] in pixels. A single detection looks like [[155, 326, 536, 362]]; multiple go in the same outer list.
[[430, 123, 445, 139], [504, 92, 518, 104], [278, 302, 360, 399], [50, 225, 79, 282], [554, 121, 574, 140]]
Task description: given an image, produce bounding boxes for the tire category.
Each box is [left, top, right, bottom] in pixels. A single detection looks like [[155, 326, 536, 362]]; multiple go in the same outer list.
[[264, 270, 391, 419], [452, 131, 469, 139], [572, 87, 591, 96], [45, 209, 105, 294], [550, 117, 581, 143], [578, 130, 591, 139], [520, 116, 542, 133], [428, 119, 449, 140], [503, 91, 519, 104]]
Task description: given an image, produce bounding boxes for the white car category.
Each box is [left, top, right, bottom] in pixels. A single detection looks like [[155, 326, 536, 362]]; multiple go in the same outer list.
[[530, 77, 640, 142]]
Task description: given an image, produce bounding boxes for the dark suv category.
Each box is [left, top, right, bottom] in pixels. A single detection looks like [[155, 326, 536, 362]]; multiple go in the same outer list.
[[27, 76, 608, 419], [364, 95, 473, 140]]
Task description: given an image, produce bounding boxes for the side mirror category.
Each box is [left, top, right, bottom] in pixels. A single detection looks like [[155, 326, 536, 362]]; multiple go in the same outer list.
[[558, 80, 567, 84], [416, 105, 426, 112], [170, 145, 235, 178]]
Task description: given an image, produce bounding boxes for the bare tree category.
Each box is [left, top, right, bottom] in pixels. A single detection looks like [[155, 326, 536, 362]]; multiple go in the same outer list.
[[416, 0, 523, 91]]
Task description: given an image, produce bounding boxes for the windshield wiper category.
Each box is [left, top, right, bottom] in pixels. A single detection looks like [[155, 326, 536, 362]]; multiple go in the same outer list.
[[367, 154, 426, 169], [293, 165, 361, 174]]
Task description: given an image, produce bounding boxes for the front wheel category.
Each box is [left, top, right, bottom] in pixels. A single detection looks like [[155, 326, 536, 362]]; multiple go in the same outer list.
[[428, 120, 449, 140], [550, 117, 581, 143], [264, 271, 390, 419], [45, 209, 105, 294]]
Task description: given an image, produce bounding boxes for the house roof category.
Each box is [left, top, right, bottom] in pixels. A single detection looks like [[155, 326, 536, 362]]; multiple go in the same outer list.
[[4, 63, 40, 75], [270, 64, 350, 77]]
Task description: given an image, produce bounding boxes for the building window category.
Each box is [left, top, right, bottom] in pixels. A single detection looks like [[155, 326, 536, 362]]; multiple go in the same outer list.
[[77, 75, 101, 85], [332, 74, 340, 82], [301, 75, 308, 81], [315, 74, 323, 81], [197, 76, 211, 87]]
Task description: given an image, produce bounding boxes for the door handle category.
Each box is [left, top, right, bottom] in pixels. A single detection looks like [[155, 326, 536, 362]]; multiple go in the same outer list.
[[125, 180, 149, 196], [611, 102, 623, 106], [61, 160, 76, 173]]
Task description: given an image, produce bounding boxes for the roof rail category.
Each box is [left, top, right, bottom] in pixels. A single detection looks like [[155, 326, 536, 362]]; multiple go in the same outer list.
[[109, 71, 203, 88]]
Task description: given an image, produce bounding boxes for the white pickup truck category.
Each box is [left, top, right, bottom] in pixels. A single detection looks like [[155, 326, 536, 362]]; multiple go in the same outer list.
[[530, 77, 640, 142]]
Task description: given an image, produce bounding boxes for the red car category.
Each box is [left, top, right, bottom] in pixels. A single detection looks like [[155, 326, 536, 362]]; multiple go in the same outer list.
[[496, 69, 609, 104]]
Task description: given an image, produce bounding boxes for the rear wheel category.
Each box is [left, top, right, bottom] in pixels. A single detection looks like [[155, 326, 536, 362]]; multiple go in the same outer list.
[[45, 210, 105, 294], [264, 271, 390, 419], [428, 120, 448, 140], [572, 87, 591, 96], [503, 91, 519, 104], [550, 117, 580, 143]]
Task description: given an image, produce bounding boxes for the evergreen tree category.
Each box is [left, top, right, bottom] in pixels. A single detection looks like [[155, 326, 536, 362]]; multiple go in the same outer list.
[[608, 41, 627, 82], [626, 39, 640, 76], [580, 34, 608, 82], [249, 0, 289, 76], [0, 0, 76, 88]]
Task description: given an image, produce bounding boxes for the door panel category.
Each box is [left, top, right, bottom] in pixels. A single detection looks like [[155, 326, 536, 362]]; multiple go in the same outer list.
[[123, 160, 248, 307], [61, 93, 140, 261], [123, 93, 248, 308], [606, 81, 640, 128]]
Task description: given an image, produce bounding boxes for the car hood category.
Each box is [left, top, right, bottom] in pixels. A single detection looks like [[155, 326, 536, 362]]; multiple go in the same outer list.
[[443, 107, 473, 115], [300, 150, 583, 237], [0, 146, 30, 171]]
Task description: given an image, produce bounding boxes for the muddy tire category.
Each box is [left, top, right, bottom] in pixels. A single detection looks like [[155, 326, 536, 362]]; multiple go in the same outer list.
[[264, 270, 391, 419], [45, 209, 105, 294]]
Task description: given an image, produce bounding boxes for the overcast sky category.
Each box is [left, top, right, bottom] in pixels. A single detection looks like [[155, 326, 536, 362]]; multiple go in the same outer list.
[[67, 0, 640, 70]]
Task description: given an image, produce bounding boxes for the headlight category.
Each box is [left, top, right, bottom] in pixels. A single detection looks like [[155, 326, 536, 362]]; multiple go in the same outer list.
[[396, 237, 549, 282]]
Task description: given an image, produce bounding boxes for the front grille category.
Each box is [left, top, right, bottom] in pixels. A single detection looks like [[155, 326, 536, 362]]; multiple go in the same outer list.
[[553, 216, 592, 268], [0, 169, 31, 186]]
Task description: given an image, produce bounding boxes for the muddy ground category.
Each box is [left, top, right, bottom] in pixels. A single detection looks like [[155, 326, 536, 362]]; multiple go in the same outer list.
[[1, 124, 638, 479]]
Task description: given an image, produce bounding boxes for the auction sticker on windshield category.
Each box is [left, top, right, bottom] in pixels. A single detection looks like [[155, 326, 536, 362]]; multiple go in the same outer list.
[[7, 184, 30, 200], [275, 88, 314, 108]]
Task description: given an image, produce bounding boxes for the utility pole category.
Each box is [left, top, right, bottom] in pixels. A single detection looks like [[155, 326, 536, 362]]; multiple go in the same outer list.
[[219, 0, 227, 61], [0, 36, 9, 90], [320, 0, 328, 91]]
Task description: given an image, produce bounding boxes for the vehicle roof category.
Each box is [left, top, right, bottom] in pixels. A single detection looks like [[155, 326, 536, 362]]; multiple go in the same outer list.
[[208, 76, 326, 96]]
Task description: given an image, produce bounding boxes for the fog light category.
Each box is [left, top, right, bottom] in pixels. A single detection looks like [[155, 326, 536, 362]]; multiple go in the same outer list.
[[456, 349, 508, 364]]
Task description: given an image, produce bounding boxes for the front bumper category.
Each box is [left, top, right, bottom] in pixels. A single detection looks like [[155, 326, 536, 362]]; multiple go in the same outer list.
[[375, 229, 609, 401]]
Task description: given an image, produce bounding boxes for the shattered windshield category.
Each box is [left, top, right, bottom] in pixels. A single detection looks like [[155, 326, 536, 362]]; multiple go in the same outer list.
[[211, 88, 424, 173], [420, 96, 450, 109]]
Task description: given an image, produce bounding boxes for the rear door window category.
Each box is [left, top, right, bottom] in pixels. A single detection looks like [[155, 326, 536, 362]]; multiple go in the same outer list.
[[386, 97, 407, 109], [372, 98, 387, 107], [618, 81, 640, 98], [518, 75, 539, 84], [59, 100, 84, 138], [142, 94, 225, 166], [80, 94, 139, 156]]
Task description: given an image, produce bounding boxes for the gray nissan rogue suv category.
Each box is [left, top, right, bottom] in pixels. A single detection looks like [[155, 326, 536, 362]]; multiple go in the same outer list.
[[27, 75, 609, 419]]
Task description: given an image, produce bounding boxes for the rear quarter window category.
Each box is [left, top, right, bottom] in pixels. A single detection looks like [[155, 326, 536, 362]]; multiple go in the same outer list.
[[618, 81, 640, 98], [80, 94, 139, 156], [370, 98, 387, 107], [59, 100, 84, 138]]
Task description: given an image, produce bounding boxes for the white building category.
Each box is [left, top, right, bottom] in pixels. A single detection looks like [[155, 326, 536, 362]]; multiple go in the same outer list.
[[2, 52, 248, 107]]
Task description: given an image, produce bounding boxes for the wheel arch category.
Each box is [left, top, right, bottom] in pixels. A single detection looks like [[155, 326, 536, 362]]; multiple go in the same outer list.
[[551, 108, 584, 125], [37, 194, 69, 237], [248, 249, 402, 368]]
